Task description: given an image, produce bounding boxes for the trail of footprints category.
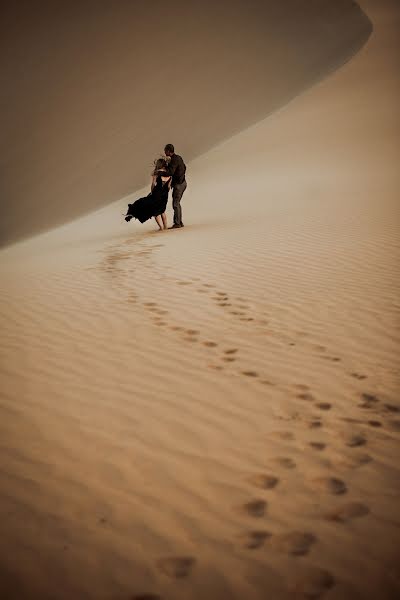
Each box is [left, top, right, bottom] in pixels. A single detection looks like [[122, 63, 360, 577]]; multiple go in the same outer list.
[[131, 274, 399, 599], [133, 428, 391, 599], [231, 423, 376, 598], [139, 277, 381, 391], [100, 239, 391, 408], [141, 281, 280, 381], [132, 417, 377, 598], [142, 284, 400, 436]]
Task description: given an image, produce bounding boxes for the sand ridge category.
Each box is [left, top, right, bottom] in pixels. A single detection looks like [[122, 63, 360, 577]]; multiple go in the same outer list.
[[0, 0, 372, 247]]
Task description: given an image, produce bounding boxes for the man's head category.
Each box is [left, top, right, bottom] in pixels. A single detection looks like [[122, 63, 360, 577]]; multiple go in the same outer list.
[[164, 144, 175, 157]]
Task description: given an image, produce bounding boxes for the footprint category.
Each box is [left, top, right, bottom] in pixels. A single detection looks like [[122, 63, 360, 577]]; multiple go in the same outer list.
[[203, 341, 218, 347], [186, 329, 200, 335], [367, 420, 382, 428], [387, 419, 400, 431], [177, 281, 193, 286], [156, 556, 195, 578], [359, 393, 379, 409], [240, 530, 272, 549], [224, 349, 238, 355], [242, 499, 267, 518], [202, 283, 215, 288], [316, 403, 331, 411], [241, 370, 259, 378], [248, 474, 279, 490], [351, 372, 367, 380], [289, 567, 335, 599], [324, 502, 370, 523], [222, 356, 236, 362], [309, 442, 326, 451], [275, 457, 296, 469], [345, 434, 366, 447], [309, 419, 323, 429], [272, 531, 316, 556], [340, 453, 372, 468], [384, 403, 400, 413], [297, 393, 315, 402], [144, 302, 157, 307], [312, 477, 347, 495], [208, 364, 223, 371], [183, 336, 198, 342]]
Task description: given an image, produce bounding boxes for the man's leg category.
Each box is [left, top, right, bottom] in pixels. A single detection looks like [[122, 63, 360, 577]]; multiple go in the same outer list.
[[172, 181, 187, 226]]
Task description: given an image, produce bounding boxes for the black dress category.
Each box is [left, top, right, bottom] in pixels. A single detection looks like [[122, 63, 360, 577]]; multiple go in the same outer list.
[[125, 174, 170, 224]]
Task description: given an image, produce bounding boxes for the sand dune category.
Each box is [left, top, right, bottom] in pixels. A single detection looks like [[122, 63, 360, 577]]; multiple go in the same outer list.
[[0, 0, 399, 599], [0, 0, 371, 247]]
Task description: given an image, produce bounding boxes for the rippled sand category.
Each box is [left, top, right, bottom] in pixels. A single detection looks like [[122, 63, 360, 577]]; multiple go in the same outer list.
[[0, 1, 399, 599]]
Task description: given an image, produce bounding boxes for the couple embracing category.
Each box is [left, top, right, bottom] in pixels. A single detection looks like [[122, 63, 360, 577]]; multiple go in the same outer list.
[[124, 144, 187, 231]]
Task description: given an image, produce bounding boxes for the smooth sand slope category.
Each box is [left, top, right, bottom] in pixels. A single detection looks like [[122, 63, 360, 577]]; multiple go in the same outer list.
[[0, 1, 399, 599], [0, 0, 371, 247]]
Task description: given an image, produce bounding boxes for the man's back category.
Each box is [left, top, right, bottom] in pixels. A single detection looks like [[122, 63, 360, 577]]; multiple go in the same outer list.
[[168, 153, 186, 186]]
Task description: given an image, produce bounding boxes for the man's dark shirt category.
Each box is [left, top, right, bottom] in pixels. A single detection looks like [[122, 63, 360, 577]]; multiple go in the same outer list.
[[167, 153, 186, 186]]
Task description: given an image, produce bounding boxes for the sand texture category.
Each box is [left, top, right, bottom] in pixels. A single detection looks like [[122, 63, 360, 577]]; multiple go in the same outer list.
[[0, 1, 399, 599]]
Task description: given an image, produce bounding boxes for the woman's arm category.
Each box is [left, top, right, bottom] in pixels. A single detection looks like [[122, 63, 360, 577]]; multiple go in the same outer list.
[[151, 174, 157, 192]]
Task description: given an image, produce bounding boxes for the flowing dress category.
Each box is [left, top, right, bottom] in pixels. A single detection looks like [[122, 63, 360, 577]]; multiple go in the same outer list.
[[125, 174, 170, 223]]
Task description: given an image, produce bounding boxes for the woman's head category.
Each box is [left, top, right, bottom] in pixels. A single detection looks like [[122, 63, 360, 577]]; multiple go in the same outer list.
[[153, 157, 168, 175]]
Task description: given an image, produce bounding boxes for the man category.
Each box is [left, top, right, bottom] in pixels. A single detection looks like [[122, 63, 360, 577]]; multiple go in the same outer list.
[[164, 144, 187, 228]]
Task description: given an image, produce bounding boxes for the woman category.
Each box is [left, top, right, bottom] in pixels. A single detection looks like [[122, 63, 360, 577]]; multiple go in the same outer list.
[[124, 158, 171, 230]]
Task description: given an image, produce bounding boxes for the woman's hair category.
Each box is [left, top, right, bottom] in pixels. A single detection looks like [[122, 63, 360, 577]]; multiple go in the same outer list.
[[152, 157, 168, 175]]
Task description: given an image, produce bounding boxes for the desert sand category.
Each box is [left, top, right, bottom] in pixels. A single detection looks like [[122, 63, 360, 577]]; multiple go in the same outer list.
[[0, 1, 399, 599]]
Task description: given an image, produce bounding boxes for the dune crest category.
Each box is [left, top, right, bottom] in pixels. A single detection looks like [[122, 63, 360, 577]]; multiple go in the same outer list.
[[0, 0, 372, 247]]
